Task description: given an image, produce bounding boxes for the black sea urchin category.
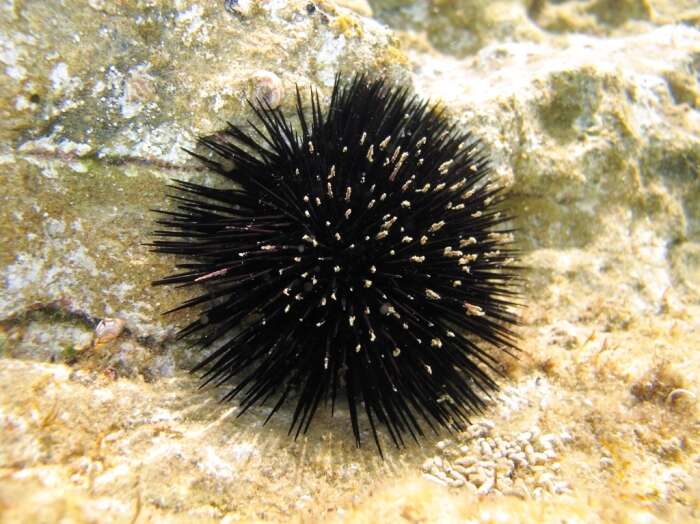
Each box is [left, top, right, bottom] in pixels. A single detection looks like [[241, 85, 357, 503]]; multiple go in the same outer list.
[[151, 75, 521, 453]]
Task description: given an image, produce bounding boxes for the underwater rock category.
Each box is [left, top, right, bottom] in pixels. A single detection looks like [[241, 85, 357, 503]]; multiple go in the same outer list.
[[1, 0, 699, 522], [0, 0, 406, 346]]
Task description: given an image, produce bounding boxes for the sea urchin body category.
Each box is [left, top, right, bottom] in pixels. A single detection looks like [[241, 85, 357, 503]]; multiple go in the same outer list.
[[151, 75, 521, 453]]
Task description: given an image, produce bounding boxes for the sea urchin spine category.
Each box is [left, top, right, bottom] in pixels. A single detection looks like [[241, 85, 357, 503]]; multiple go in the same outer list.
[[150, 74, 522, 453]]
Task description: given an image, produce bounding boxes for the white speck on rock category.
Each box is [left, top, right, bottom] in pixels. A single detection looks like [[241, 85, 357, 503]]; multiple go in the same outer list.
[[176, 4, 209, 46], [317, 34, 347, 87], [50, 62, 71, 91]]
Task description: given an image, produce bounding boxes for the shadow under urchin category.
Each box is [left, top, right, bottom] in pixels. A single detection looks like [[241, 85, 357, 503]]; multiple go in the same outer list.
[[150, 74, 522, 455]]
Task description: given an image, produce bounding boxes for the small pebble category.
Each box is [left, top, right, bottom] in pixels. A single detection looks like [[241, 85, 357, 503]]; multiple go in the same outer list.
[[464, 481, 478, 495], [455, 456, 476, 467], [476, 460, 496, 470], [512, 454, 528, 467], [476, 475, 494, 496], [541, 479, 555, 493], [552, 481, 570, 494], [502, 488, 526, 499], [540, 434, 560, 449], [517, 431, 532, 443], [454, 465, 475, 477], [449, 469, 466, 482], [469, 471, 488, 487], [537, 472, 556, 486], [532, 452, 547, 465], [423, 473, 447, 487], [498, 477, 514, 490], [421, 420, 574, 500]]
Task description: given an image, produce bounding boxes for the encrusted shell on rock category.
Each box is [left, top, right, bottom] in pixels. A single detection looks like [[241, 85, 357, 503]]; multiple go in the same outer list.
[[94, 318, 126, 349], [251, 70, 284, 110]]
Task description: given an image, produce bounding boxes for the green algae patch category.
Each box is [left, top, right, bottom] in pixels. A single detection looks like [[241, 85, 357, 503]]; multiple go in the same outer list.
[[538, 68, 604, 142], [331, 14, 365, 38], [589, 0, 653, 26], [663, 70, 700, 109]]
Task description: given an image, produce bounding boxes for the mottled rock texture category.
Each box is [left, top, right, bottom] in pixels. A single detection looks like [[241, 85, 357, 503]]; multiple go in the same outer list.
[[1, 0, 406, 342], [1, 0, 699, 522]]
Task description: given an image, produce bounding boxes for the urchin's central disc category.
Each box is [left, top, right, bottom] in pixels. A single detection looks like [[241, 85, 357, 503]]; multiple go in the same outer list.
[[151, 75, 521, 453]]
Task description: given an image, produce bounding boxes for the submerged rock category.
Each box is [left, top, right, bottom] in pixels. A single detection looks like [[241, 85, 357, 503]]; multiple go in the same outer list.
[[1, 0, 699, 522]]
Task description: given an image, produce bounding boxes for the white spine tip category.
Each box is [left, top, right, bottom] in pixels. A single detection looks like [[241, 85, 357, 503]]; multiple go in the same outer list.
[[429, 221, 445, 233], [425, 289, 441, 300], [464, 302, 485, 316]]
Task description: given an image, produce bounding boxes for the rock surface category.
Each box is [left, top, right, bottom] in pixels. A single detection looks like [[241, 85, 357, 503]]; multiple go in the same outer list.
[[1, 0, 699, 522]]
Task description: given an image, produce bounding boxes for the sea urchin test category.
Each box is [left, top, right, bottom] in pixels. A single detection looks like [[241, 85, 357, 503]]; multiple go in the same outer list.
[[150, 75, 522, 454]]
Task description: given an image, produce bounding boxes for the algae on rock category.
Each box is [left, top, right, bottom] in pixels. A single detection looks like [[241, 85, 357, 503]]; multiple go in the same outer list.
[[1, 0, 700, 522]]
